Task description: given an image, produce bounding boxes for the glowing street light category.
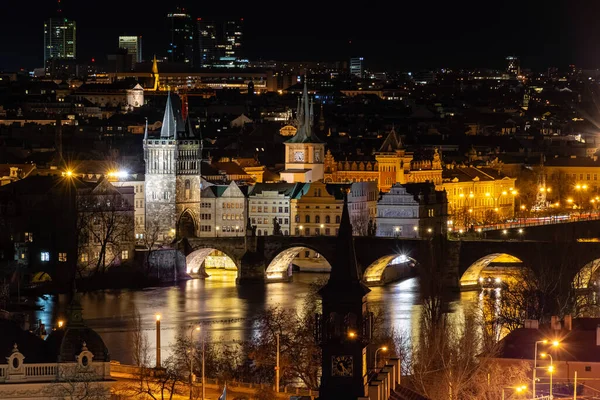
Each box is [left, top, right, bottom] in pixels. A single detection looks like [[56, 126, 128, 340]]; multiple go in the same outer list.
[[540, 352, 554, 399], [374, 346, 388, 370], [502, 385, 528, 400], [58, 320, 64, 328], [348, 331, 357, 339]]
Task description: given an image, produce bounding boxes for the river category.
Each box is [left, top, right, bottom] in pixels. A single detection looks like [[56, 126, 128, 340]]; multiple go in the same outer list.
[[34, 272, 477, 365]]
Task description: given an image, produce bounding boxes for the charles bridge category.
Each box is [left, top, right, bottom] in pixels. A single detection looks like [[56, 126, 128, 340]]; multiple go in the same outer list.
[[179, 219, 600, 290]]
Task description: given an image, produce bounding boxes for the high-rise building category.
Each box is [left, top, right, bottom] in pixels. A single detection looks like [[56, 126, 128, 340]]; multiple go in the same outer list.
[[349, 57, 363, 78], [167, 8, 194, 65], [197, 19, 218, 66], [506, 56, 520, 76], [118, 36, 142, 63], [44, 17, 77, 64], [197, 18, 244, 67]]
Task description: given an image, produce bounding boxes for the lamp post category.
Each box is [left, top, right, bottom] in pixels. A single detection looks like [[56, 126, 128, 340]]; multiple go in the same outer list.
[[189, 326, 200, 400], [235, 225, 240, 236], [540, 353, 554, 399], [320, 223, 324, 235], [374, 346, 388, 370], [275, 333, 280, 393], [299, 225, 304, 236], [215, 226, 220, 237], [156, 314, 161, 368], [533, 340, 559, 397]]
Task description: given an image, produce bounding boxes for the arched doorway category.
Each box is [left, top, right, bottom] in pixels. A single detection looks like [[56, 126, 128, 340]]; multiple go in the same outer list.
[[178, 211, 197, 238], [460, 253, 524, 290], [362, 254, 417, 286], [186, 248, 238, 281], [265, 246, 332, 281]]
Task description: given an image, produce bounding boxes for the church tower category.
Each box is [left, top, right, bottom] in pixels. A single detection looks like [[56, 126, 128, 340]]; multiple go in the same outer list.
[[144, 92, 202, 242], [376, 127, 408, 192], [318, 192, 371, 400], [280, 82, 325, 183]]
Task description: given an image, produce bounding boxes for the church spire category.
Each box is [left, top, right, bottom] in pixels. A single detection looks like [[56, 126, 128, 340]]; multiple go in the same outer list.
[[160, 91, 176, 138], [319, 189, 370, 298]]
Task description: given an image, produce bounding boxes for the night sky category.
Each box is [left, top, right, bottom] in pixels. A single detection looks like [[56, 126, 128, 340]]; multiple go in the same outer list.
[[0, 0, 593, 72]]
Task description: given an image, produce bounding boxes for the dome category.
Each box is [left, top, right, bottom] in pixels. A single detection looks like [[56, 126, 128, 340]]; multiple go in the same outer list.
[[45, 327, 110, 363], [45, 293, 110, 363]]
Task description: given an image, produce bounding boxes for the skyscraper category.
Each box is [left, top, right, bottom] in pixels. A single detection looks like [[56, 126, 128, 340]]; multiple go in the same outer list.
[[197, 18, 218, 67], [118, 36, 142, 64], [350, 57, 363, 78], [44, 17, 76, 64], [197, 18, 244, 68], [167, 8, 194, 65]]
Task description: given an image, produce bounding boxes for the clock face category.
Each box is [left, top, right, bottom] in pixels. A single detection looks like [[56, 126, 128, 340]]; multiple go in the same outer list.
[[294, 151, 305, 162], [331, 355, 353, 377]]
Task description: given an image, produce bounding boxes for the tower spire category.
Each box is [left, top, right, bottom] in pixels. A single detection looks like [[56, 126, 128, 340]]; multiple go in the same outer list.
[[160, 91, 176, 138]]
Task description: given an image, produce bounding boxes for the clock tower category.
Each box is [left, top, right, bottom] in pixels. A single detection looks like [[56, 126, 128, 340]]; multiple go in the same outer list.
[[317, 191, 372, 400], [280, 82, 325, 183]]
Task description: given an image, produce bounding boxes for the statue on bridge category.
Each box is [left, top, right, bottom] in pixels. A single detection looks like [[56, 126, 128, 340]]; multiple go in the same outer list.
[[273, 217, 282, 236], [246, 217, 256, 237]]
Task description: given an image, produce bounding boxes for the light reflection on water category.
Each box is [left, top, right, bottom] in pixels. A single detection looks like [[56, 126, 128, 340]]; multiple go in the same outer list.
[[35, 273, 478, 365]]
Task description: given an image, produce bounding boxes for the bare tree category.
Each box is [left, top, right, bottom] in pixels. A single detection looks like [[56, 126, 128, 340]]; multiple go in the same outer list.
[[77, 188, 134, 276], [140, 216, 162, 275], [45, 365, 111, 400]]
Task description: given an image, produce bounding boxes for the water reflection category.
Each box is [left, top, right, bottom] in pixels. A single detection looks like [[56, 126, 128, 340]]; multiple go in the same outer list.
[[35, 274, 476, 364]]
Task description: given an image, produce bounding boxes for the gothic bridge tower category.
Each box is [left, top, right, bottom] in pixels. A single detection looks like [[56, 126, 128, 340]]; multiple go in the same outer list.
[[318, 192, 372, 399], [144, 92, 202, 242]]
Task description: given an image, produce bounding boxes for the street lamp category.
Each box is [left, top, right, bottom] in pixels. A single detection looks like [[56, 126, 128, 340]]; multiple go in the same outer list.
[[235, 225, 239, 236], [156, 314, 162, 368], [215, 226, 220, 237], [189, 326, 201, 400], [533, 340, 559, 397], [540, 352, 554, 399], [374, 346, 388, 370]]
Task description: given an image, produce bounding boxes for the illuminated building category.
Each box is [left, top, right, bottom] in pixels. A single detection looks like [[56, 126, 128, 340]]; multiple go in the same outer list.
[[280, 83, 325, 183], [323, 129, 443, 191], [167, 8, 194, 65], [118, 36, 142, 63], [350, 57, 364, 78], [248, 183, 305, 236], [143, 93, 202, 242], [376, 183, 448, 238], [197, 18, 244, 68], [441, 165, 517, 229], [197, 19, 218, 66], [43, 17, 76, 65], [506, 55, 521, 76], [197, 181, 247, 237]]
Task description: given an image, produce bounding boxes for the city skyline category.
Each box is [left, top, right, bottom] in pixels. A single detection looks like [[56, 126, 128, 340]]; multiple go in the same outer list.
[[0, 0, 588, 72]]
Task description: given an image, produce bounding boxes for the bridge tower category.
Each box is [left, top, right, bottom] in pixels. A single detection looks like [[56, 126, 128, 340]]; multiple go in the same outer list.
[[318, 193, 371, 399], [144, 92, 202, 242]]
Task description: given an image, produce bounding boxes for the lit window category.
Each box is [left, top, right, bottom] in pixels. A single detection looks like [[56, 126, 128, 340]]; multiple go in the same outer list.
[[41, 252, 50, 262], [121, 250, 129, 260], [24, 232, 33, 242], [81, 253, 88, 262], [58, 253, 67, 262]]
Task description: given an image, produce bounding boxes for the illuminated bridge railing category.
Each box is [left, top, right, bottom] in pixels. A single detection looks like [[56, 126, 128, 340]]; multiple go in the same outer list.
[[476, 211, 600, 232]]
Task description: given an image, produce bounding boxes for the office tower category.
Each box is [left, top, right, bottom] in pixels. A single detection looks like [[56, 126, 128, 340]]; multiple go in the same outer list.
[[44, 17, 77, 64], [197, 18, 244, 67], [221, 18, 243, 60], [197, 18, 218, 66], [167, 8, 194, 65], [506, 56, 520, 76], [118, 36, 143, 63], [350, 57, 364, 78]]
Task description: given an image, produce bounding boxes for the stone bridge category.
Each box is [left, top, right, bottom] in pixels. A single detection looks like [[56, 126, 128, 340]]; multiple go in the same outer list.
[[179, 235, 600, 290]]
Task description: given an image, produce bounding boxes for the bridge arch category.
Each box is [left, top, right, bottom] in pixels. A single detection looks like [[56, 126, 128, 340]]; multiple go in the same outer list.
[[573, 259, 600, 289], [265, 245, 332, 281], [460, 253, 523, 289], [362, 254, 417, 285], [186, 247, 239, 279]]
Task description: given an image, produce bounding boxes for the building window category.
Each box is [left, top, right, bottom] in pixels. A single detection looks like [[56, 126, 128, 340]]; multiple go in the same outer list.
[[428, 209, 435, 217], [81, 253, 88, 262], [295, 215, 300, 223], [305, 215, 310, 223], [278, 207, 283, 213], [336, 216, 341, 223], [315, 215, 321, 223], [258, 229, 262, 236], [94, 252, 100, 259], [121, 250, 129, 260], [325, 228, 331, 235], [41, 252, 50, 262], [24, 232, 33, 242], [304, 250, 310, 258], [325, 215, 331, 223], [285, 207, 289, 213], [315, 228, 320, 235], [586, 366, 592, 372], [58, 252, 67, 262], [284, 218, 289, 225], [305, 228, 310, 235]]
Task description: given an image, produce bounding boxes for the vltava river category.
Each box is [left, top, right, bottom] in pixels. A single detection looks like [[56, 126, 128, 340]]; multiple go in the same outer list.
[[35, 273, 476, 364]]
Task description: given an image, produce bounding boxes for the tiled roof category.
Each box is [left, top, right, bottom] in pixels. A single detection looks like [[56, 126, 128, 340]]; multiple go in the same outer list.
[[545, 156, 600, 167], [442, 166, 513, 182]]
